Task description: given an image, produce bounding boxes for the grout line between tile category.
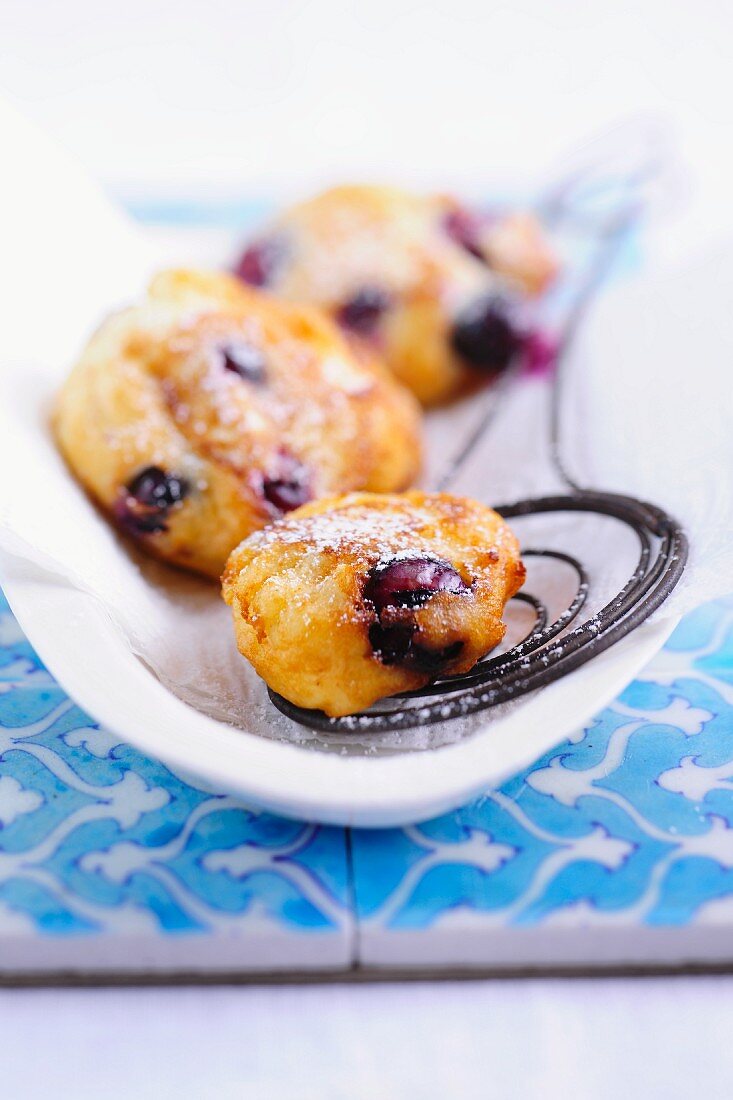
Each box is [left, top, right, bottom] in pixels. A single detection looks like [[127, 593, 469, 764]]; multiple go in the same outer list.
[[344, 827, 360, 968]]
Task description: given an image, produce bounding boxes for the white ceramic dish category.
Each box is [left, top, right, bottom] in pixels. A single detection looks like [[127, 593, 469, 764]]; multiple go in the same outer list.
[[1, 569, 675, 826], [0, 102, 681, 826]]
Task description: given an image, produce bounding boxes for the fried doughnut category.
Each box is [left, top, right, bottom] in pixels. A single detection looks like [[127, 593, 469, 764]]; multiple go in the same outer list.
[[223, 491, 525, 717], [235, 185, 557, 405], [54, 269, 422, 578]]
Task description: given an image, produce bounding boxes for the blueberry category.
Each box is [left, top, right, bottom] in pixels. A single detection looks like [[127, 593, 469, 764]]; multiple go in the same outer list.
[[261, 453, 311, 513], [126, 466, 187, 509], [411, 639, 464, 672], [235, 236, 286, 288], [364, 556, 468, 613], [220, 341, 266, 384], [450, 295, 522, 373], [368, 621, 416, 666], [443, 207, 485, 261], [521, 330, 557, 377], [337, 287, 390, 336], [365, 556, 469, 672], [117, 466, 189, 535]]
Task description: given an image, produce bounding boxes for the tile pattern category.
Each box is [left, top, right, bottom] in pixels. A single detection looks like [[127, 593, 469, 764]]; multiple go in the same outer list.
[[0, 591, 352, 971], [352, 599, 733, 965], [2, 586, 733, 973]]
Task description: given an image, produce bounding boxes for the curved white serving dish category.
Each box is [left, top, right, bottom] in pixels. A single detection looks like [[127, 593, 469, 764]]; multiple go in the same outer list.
[[0, 99, 680, 826], [0, 569, 677, 826]]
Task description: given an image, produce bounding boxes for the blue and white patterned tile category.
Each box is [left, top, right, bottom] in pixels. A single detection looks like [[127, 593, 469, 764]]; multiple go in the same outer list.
[[5, 583, 733, 974], [0, 589, 353, 974], [352, 598, 733, 969]]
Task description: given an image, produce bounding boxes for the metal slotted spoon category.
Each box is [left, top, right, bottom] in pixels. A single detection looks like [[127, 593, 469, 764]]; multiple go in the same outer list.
[[268, 123, 689, 732]]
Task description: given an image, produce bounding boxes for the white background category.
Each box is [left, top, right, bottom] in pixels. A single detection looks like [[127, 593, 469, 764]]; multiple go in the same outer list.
[[2, 2, 733, 1097], [1, 0, 732, 224]]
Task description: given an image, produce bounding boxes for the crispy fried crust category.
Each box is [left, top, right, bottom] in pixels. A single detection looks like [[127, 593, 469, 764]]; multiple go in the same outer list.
[[222, 491, 525, 717], [54, 269, 422, 578]]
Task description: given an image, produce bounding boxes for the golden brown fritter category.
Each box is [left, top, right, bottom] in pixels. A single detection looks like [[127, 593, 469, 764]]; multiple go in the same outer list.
[[236, 185, 557, 405], [54, 269, 422, 579], [223, 491, 525, 717]]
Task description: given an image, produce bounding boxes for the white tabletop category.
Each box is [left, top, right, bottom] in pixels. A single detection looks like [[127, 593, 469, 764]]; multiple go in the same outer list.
[[2, 977, 733, 1099]]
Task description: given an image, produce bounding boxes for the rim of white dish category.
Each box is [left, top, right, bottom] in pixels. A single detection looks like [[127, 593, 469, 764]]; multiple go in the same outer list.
[[1, 567, 677, 828]]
